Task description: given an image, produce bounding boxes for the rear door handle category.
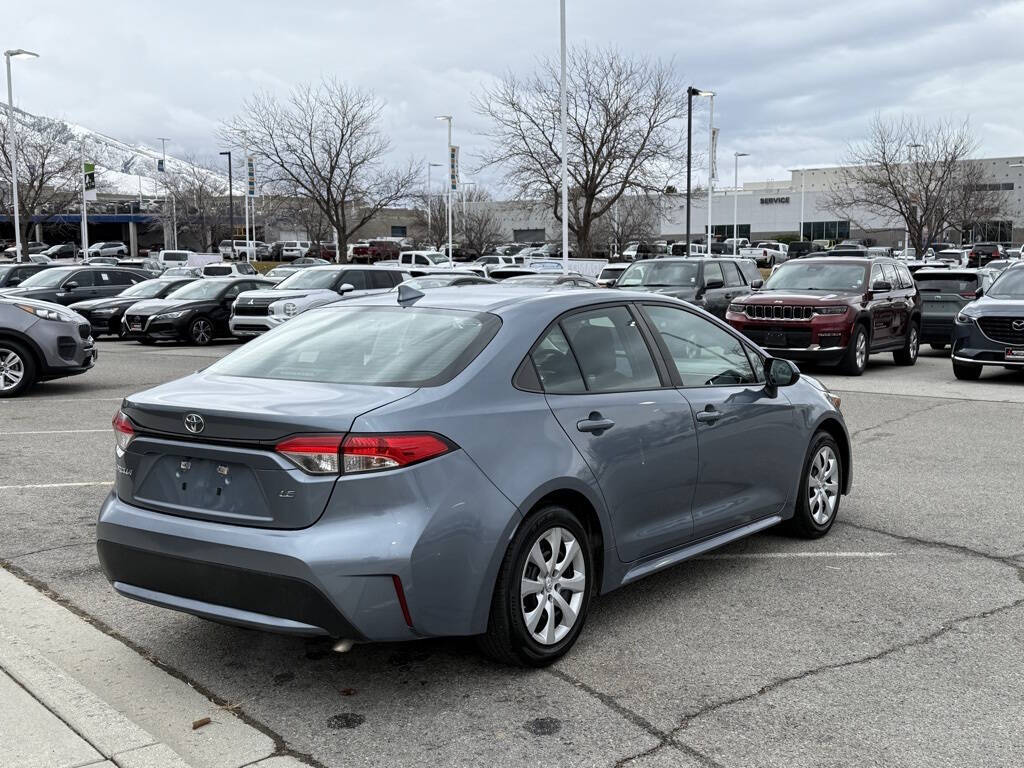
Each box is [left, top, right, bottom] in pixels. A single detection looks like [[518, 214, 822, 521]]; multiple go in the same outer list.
[[577, 414, 615, 433], [695, 409, 722, 424]]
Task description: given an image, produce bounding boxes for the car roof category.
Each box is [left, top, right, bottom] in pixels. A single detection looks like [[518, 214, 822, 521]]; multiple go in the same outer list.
[[302, 264, 405, 272]]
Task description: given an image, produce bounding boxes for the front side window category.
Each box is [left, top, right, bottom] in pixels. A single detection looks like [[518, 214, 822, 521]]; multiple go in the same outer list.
[[704, 261, 725, 286], [642, 304, 757, 387], [721, 261, 744, 287], [560, 306, 660, 393], [340, 270, 368, 291], [70, 271, 96, 287]]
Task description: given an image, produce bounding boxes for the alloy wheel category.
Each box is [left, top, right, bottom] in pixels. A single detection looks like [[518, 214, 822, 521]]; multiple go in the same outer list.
[[855, 331, 867, 370], [520, 526, 586, 646], [908, 326, 919, 360], [807, 445, 840, 525], [191, 319, 212, 344], [0, 349, 25, 392]]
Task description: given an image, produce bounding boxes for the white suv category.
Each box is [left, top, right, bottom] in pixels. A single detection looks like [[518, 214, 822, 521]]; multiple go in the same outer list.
[[87, 241, 129, 258], [202, 262, 259, 277], [281, 241, 312, 260]]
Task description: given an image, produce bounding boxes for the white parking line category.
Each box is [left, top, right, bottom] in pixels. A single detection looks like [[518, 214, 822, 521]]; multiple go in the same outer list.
[[699, 551, 899, 560], [0, 482, 111, 491], [0, 397, 123, 404], [0, 429, 109, 436]]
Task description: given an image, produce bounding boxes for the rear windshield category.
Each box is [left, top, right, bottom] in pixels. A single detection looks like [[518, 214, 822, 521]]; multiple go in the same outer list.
[[161, 252, 188, 262], [204, 266, 232, 276], [914, 275, 978, 292], [208, 306, 501, 387]]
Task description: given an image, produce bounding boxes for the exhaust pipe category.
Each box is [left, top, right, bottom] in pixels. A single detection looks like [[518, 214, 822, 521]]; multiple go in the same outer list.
[[332, 638, 355, 654]]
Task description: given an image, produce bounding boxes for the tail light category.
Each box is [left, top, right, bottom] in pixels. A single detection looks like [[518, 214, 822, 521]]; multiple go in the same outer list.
[[959, 291, 978, 299], [112, 410, 135, 453], [275, 433, 454, 475]]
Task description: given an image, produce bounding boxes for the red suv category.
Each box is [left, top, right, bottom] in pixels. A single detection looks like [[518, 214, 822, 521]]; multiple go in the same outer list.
[[726, 256, 922, 375]]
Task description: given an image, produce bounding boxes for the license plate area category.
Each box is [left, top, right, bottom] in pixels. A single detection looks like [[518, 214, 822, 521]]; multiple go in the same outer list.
[[136, 456, 266, 519], [766, 331, 786, 347], [1005, 348, 1024, 362], [130, 321, 142, 331]]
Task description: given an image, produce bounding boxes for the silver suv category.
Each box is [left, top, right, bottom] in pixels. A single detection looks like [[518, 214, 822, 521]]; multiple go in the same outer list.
[[0, 297, 97, 397]]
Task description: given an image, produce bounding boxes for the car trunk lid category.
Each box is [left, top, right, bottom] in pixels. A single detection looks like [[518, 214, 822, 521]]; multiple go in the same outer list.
[[117, 373, 415, 528]]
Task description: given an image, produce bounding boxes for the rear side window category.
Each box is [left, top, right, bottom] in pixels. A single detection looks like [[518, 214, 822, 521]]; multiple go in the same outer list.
[[531, 326, 586, 393], [209, 307, 501, 387], [559, 306, 660, 393], [704, 262, 725, 285], [341, 271, 368, 290], [367, 271, 394, 290], [237, 263, 256, 275]]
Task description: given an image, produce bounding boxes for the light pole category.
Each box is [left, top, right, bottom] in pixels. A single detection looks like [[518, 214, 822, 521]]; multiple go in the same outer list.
[[558, 0, 569, 270], [426, 161, 442, 246], [905, 143, 923, 255], [4, 48, 39, 263], [706, 93, 715, 250], [685, 87, 713, 257], [733, 152, 748, 255], [158, 137, 178, 249], [219, 150, 234, 256], [800, 171, 806, 241], [435, 115, 453, 267]]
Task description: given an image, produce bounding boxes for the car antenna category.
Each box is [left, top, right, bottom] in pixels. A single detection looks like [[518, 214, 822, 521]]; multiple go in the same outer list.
[[397, 284, 424, 306]]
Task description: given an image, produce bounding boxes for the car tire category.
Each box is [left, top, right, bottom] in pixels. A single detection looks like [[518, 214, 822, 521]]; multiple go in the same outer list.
[[188, 317, 214, 346], [839, 324, 869, 375], [0, 340, 36, 398], [479, 505, 594, 667], [785, 431, 842, 539], [953, 360, 982, 380], [929, 343, 947, 351], [893, 321, 920, 366]]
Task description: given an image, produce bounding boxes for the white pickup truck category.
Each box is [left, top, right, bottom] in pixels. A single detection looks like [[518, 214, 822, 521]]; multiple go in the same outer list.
[[739, 241, 789, 267]]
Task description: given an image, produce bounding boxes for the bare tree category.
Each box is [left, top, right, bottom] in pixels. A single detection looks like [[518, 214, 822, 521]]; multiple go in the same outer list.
[[155, 155, 231, 252], [410, 190, 449, 249], [826, 116, 1005, 252], [475, 46, 687, 257], [458, 187, 505, 257], [591, 193, 663, 255], [221, 78, 420, 262], [0, 109, 79, 256]]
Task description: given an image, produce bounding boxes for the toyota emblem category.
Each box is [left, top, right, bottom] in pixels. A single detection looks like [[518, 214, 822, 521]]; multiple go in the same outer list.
[[183, 413, 205, 434], [1013, 320, 1024, 331]]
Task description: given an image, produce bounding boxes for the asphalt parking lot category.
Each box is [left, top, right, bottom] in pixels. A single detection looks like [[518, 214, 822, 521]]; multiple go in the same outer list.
[[2, 340, 1023, 767]]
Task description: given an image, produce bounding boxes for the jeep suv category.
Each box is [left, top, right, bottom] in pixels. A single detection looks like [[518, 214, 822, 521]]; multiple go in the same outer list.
[[726, 256, 922, 375]]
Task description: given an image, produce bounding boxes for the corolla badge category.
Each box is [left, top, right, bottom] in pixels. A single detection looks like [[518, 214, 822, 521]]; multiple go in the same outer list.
[[183, 413, 205, 434], [1013, 320, 1024, 331]]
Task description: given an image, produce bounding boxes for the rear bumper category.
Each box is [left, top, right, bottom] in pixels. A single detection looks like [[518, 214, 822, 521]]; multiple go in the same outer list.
[[95, 449, 521, 642], [920, 315, 955, 344]]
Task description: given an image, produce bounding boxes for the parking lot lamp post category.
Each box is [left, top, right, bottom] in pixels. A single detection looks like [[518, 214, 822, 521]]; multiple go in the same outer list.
[[733, 152, 748, 255], [219, 150, 234, 255], [905, 143, 923, 255], [435, 116, 453, 267], [426, 162, 442, 246], [559, 0, 568, 270], [685, 87, 713, 257], [4, 49, 39, 263]]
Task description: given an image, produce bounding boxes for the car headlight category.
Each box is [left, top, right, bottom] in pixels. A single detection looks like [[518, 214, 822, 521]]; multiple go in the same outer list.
[[815, 306, 848, 315], [16, 304, 74, 322], [728, 303, 746, 314], [154, 310, 190, 320], [283, 302, 297, 317], [91, 307, 117, 316], [955, 311, 977, 325]]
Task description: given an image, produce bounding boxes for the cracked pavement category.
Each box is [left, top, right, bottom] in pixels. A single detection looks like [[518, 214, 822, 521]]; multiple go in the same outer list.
[[2, 343, 1023, 767]]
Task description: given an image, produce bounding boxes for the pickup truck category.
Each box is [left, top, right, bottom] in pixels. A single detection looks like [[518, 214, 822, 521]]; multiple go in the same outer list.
[[722, 237, 750, 254], [739, 241, 789, 267]]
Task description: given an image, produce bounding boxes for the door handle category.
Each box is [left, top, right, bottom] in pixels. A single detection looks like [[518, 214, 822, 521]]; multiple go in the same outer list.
[[577, 413, 615, 433], [695, 408, 722, 424]]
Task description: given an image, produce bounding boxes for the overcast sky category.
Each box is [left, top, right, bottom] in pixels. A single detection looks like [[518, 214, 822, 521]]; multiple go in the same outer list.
[[6, 0, 1024, 192]]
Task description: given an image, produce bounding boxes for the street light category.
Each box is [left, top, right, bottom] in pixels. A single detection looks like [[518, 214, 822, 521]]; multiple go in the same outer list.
[[558, 0, 568, 271], [904, 143, 923, 254], [733, 152, 749, 255], [435, 115, 453, 267], [157, 137, 178, 249], [219, 150, 234, 255], [4, 48, 39, 263], [685, 87, 713, 257]]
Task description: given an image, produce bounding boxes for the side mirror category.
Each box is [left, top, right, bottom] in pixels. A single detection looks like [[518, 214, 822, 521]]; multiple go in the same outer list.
[[871, 279, 892, 292], [704, 278, 725, 290], [750, 278, 764, 290], [975, 287, 984, 299], [64, 281, 80, 290], [607, 278, 617, 287], [765, 357, 800, 392], [337, 282, 355, 294]]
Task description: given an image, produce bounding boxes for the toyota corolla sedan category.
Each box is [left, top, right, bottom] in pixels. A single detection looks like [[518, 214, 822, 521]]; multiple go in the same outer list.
[[96, 287, 851, 666], [951, 263, 1024, 379]]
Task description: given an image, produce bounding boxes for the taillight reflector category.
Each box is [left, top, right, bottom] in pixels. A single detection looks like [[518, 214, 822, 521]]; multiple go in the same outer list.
[[112, 410, 134, 453]]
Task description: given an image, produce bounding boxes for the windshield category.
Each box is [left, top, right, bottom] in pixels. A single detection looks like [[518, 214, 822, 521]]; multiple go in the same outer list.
[[763, 262, 867, 292], [618, 261, 699, 288], [161, 252, 188, 262], [121, 279, 180, 298], [505, 276, 557, 285], [914, 275, 977, 293], [988, 269, 1024, 298], [167, 280, 228, 300], [276, 270, 341, 290], [18, 267, 75, 288], [208, 306, 501, 387]]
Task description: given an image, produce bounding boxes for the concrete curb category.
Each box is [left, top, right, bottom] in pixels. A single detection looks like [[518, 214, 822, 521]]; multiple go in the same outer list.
[[0, 566, 307, 768]]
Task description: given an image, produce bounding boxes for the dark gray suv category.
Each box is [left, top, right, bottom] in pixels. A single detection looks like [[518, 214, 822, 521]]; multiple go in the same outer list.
[[0, 265, 147, 305], [0, 297, 96, 397], [97, 287, 850, 665]]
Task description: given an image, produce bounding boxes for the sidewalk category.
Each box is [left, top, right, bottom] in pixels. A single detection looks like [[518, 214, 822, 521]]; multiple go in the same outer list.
[[0, 566, 308, 768]]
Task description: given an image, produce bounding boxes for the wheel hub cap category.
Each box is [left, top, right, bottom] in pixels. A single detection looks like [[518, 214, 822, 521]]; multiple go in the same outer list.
[[520, 526, 586, 646], [807, 446, 840, 525]]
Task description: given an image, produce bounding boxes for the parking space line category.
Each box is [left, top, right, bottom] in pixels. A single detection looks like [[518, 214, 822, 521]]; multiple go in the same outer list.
[[0, 429, 109, 436], [0, 482, 111, 491], [0, 398, 123, 405], [698, 551, 899, 560]]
